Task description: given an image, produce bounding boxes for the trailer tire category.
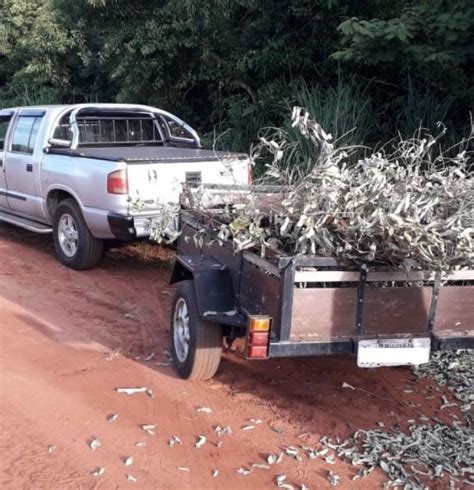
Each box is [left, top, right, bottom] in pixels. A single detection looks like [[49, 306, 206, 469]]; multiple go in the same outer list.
[[170, 280, 223, 380], [53, 198, 104, 270]]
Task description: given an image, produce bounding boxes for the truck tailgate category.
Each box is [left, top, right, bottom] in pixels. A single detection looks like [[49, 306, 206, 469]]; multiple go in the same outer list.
[[126, 158, 249, 212]]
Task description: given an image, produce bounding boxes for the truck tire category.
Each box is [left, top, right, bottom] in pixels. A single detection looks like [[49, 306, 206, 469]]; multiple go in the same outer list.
[[170, 280, 223, 380], [53, 198, 104, 270]]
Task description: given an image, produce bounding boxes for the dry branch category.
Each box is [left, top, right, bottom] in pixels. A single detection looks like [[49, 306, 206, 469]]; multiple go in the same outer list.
[[185, 108, 473, 271]]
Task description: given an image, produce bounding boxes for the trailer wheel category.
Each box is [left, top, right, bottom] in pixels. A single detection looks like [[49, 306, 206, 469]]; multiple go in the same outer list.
[[170, 280, 223, 380]]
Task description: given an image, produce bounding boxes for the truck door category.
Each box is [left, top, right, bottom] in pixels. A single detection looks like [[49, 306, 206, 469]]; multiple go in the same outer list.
[[4, 109, 45, 218], [0, 111, 14, 210]]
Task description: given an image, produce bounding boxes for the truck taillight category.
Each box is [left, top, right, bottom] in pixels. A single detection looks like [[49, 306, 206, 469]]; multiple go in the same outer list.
[[246, 315, 271, 359], [248, 161, 254, 184], [107, 169, 128, 194]]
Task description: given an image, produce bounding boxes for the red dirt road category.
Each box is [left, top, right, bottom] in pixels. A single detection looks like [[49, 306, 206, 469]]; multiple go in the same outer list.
[[0, 224, 457, 489]]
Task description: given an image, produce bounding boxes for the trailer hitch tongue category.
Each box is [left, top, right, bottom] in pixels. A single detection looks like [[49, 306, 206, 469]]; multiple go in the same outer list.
[[246, 316, 271, 359]]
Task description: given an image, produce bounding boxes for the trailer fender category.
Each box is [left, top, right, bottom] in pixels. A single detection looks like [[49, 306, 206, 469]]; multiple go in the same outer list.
[[170, 255, 236, 318]]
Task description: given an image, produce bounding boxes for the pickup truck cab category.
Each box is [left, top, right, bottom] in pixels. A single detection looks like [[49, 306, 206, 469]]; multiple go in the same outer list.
[[0, 104, 250, 269]]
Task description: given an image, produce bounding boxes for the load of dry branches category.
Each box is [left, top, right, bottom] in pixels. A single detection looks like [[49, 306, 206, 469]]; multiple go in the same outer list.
[[146, 108, 473, 272], [182, 107, 473, 272]]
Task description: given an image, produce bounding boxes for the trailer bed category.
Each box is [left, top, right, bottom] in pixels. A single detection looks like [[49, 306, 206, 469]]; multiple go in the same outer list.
[[175, 209, 473, 350], [168, 204, 473, 379]]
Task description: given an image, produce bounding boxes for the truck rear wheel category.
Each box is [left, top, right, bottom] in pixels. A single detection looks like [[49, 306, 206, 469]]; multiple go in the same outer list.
[[53, 198, 104, 270], [170, 280, 223, 380]]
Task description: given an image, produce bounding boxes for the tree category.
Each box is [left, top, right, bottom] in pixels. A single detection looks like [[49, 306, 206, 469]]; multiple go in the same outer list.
[[0, 0, 72, 103], [0, 0, 472, 148]]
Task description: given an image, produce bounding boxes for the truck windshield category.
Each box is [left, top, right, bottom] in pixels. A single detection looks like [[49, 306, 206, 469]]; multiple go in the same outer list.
[[54, 113, 164, 146]]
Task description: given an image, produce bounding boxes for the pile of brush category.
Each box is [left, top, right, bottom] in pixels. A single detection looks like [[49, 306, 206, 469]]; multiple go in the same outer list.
[[188, 108, 473, 272]]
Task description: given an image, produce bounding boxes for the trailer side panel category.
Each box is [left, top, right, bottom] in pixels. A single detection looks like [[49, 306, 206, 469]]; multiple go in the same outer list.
[[434, 286, 474, 334], [363, 287, 432, 335], [290, 288, 357, 341]]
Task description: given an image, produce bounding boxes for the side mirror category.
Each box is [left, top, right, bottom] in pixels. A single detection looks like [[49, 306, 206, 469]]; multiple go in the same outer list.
[[47, 138, 71, 149]]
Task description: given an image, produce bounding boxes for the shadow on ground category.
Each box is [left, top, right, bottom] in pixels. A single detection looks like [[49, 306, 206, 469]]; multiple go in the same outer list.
[[0, 222, 450, 438]]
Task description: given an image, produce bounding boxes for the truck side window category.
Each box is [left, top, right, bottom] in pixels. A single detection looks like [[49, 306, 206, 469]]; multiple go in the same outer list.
[[157, 115, 196, 147], [0, 116, 12, 150], [53, 114, 72, 141], [166, 118, 193, 140], [11, 116, 43, 154], [157, 116, 169, 139]]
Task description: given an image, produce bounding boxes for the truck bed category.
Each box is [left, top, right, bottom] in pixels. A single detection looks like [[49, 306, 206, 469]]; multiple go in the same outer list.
[[49, 146, 248, 163]]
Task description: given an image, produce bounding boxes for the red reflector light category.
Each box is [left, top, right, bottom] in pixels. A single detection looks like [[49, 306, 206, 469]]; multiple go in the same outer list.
[[107, 169, 128, 194], [248, 345, 268, 359], [246, 316, 271, 359], [249, 331, 268, 346]]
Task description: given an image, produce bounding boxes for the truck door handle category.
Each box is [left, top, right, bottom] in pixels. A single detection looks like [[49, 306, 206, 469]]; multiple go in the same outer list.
[[26, 163, 33, 172]]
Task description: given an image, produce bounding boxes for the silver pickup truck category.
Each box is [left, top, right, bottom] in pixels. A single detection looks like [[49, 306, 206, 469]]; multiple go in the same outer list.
[[0, 103, 250, 269]]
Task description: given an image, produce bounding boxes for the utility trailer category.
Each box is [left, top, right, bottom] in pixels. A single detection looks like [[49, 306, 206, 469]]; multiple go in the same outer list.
[[168, 187, 474, 380]]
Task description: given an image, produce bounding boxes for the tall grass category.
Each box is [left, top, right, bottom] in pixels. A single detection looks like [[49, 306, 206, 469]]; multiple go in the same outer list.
[[207, 79, 375, 159], [217, 79, 468, 176], [0, 84, 60, 108], [397, 80, 455, 140], [203, 95, 274, 153], [291, 80, 375, 145], [247, 79, 375, 175]]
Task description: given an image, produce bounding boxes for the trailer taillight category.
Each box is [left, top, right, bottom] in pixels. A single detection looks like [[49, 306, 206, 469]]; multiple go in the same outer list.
[[249, 316, 270, 331], [246, 315, 271, 359], [107, 169, 128, 194]]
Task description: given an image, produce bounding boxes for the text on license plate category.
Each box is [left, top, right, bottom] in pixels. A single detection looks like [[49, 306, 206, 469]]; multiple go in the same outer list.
[[357, 337, 431, 368]]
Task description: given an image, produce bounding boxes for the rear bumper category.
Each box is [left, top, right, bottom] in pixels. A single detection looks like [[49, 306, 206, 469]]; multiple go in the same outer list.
[[267, 335, 474, 358], [107, 213, 137, 240], [106, 212, 178, 240], [83, 206, 166, 240]]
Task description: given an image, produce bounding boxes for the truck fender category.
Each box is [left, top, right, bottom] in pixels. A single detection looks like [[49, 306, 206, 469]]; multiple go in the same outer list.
[[170, 255, 236, 318], [45, 185, 107, 238], [45, 184, 84, 218]]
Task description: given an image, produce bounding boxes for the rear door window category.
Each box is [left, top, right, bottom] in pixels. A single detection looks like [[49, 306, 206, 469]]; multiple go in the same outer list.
[[11, 116, 43, 154], [0, 116, 12, 150], [28, 117, 42, 151]]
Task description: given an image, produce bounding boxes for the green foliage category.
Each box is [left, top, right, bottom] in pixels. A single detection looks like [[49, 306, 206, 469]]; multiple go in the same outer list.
[[0, 0, 472, 167], [332, 1, 474, 65], [0, 83, 60, 107], [0, 0, 73, 93]]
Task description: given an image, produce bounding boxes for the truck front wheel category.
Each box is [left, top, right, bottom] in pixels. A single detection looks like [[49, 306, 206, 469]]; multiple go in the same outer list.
[[53, 198, 104, 270], [170, 280, 223, 380]]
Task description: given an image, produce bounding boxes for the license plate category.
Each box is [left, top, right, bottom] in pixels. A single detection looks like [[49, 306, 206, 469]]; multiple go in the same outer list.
[[357, 337, 431, 368]]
